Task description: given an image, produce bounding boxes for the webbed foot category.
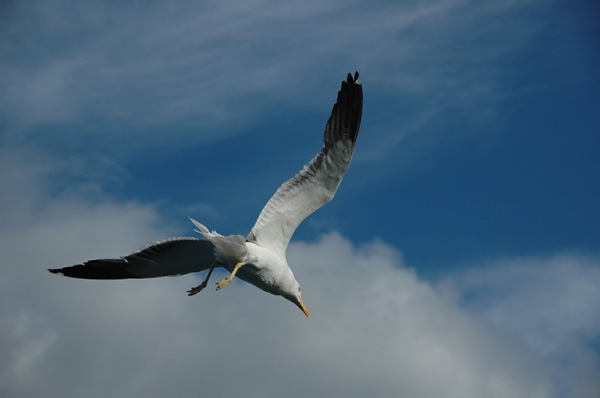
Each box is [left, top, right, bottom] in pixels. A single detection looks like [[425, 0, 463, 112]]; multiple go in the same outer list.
[[215, 261, 245, 291], [187, 260, 219, 296]]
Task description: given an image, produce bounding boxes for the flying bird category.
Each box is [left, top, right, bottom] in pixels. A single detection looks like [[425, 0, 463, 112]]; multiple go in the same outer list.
[[49, 72, 363, 317]]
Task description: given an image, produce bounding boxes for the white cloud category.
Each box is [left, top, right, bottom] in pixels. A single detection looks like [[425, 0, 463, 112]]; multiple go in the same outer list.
[[2, 235, 559, 397], [453, 254, 600, 398], [0, 149, 564, 397]]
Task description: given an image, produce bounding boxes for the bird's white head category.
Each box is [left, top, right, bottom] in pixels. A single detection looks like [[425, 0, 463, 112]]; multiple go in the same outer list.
[[283, 279, 310, 318]]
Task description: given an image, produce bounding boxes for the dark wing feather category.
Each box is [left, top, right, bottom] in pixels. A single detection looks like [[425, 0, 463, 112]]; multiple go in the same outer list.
[[48, 237, 218, 279], [247, 72, 362, 254]]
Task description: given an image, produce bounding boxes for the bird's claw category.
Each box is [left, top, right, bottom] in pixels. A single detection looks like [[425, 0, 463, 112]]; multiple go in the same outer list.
[[187, 282, 207, 296], [215, 261, 245, 291], [215, 277, 232, 291], [187, 260, 220, 296]]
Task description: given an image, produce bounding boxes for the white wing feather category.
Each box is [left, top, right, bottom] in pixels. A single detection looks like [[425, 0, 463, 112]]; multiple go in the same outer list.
[[247, 72, 363, 254]]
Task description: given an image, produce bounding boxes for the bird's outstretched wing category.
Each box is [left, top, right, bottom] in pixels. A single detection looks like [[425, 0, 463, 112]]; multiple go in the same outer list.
[[247, 72, 363, 254], [48, 238, 218, 279]]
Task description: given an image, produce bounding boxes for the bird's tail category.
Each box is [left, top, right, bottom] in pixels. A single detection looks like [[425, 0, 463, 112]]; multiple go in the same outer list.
[[188, 217, 247, 263], [188, 217, 218, 239]]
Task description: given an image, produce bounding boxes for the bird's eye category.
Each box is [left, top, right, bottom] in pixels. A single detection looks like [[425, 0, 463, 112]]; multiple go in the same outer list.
[[298, 287, 301, 293]]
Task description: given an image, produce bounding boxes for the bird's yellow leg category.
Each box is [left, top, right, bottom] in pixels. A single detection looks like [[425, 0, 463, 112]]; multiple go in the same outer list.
[[187, 261, 219, 296], [216, 261, 245, 291]]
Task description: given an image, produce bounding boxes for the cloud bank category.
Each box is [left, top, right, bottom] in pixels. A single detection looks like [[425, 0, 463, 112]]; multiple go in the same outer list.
[[2, 148, 598, 397]]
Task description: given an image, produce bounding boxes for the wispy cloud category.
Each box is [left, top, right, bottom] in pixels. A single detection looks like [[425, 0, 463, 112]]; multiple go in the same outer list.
[[1, 0, 546, 156]]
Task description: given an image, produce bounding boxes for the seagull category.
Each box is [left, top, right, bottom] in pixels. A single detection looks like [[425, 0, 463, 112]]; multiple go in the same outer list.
[[49, 72, 363, 317]]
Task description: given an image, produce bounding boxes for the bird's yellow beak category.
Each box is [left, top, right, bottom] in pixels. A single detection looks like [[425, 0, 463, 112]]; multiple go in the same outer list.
[[299, 298, 310, 318]]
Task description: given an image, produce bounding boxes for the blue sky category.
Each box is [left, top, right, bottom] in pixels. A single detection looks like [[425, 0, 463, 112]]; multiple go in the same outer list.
[[1, 1, 599, 397]]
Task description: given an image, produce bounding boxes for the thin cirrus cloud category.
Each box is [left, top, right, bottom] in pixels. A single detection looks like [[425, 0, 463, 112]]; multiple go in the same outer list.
[[0, 0, 543, 154]]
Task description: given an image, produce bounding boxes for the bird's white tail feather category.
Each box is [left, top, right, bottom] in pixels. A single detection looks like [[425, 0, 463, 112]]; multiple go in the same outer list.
[[188, 217, 218, 239], [188, 217, 247, 263]]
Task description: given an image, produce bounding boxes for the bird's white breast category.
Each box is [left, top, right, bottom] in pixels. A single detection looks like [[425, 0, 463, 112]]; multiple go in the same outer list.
[[236, 242, 289, 295]]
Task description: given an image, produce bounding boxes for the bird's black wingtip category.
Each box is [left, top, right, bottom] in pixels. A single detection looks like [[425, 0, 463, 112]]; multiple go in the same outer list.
[[48, 268, 63, 275], [345, 71, 360, 85], [321, 71, 363, 149]]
